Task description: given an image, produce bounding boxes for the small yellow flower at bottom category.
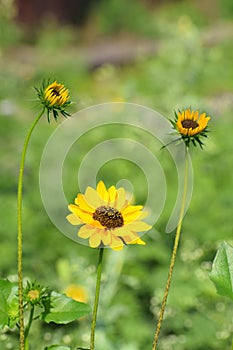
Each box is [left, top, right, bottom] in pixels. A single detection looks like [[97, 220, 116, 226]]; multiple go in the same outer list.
[[27, 289, 40, 301], [65, 284, 88, 303], [23, 281, 49, 306], [35, 80, 71, 122], [66, 181, 151, 250], [171, 108, 211, 148]]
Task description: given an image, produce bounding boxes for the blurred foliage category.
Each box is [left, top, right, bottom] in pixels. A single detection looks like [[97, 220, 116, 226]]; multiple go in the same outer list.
[[0, 0, 21, 47], [90, 0, 158, 37], [0, 0, 233, 349], [219, 0, 233, 18]]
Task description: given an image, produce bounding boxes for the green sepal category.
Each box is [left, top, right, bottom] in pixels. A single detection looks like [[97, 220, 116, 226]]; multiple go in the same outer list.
[[0, 279, 18, 329], [41, 291, 91, 324], [209, 241, 233, 300]]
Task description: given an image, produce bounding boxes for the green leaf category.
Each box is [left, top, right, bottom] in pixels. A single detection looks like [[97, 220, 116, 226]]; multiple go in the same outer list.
[[0, 279, 18, 329], [41, 291, 91, 324], [209, 242, 233, 300], [44, 345, 71, 350], [0, 290, 8, 328]]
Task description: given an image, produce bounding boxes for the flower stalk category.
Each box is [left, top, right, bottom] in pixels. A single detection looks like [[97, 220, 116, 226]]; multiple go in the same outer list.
[[152, 147, 189, 350], [90, 248, 104, 350], [24, 306, 35, 350], [17, 107, 45, 350], [17, 79, 70, 349]]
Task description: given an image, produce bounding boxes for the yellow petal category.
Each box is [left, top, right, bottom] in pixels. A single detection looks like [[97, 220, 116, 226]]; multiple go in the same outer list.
[[112, 245, 124, 251], [78, 225, 94, 238], [199, 112, 206, 120], [108, 186, 117, 203], [97, 181, 109, 203], [89, 219, 105, 229], [178, 111, 184, 121], [69, 205, 93, 224], [123, 210, 144, 224], [101, 231, 112, 246], [125, 221, 152, 232], [66, 213, 82, 225], [121, 205, 143, 215], [114, 227, 138, 242], [76, 194, 95, 213], [136, 211, 149, 220], [124, 234, 139, 244], [193, 111, 199, 121], [190, 110, 195, 119], [68, 204, 80, 214], [115, 187, 127, 210], [185, 109, 191, 119], [84, 186, 102, 208], [129, 237, 146, 245], [110, 235, 124, 250], [89, 233, 101, 248]]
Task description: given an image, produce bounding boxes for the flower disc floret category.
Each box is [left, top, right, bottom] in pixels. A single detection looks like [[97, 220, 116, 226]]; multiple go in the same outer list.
[[67, 181, 151, 250], [93, 206, 124, 228], [171, 108, 211, 148]]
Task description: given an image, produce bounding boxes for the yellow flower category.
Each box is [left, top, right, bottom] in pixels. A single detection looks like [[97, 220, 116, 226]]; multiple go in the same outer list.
[[23, 281, 49, 306], [35, 80, 71, 122], [66, 181, 151, 250], [65, 284, 88, 303], [44, 81, 70, 108], [172, 108, 211, 148], [27, 289, 40, 301]]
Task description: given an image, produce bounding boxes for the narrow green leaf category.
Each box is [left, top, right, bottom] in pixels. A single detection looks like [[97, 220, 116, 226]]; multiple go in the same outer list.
[[41, 291, 91, 324], [0, 279, 18, 329], [209, 241, 233, 300]]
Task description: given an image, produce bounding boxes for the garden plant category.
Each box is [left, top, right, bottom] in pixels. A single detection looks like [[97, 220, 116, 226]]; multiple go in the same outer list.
[[0, 78, 232, 350]]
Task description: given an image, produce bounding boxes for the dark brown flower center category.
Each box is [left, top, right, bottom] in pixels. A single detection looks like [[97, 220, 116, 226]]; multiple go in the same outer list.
[[181, 119, 199, 129], [51, 88, 60, 97], [93, 206, 124, 229]]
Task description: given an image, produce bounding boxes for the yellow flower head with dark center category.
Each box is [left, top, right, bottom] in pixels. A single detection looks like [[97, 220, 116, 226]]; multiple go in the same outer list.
[[44, 81, 69, 108], [171, 108, 211, 148], [35, 80, 71, 122], [66, 181, 151, 250]]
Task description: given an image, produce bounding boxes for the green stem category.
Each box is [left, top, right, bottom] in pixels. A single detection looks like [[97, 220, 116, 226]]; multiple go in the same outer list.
[[152, 148, 189, 350], [24, 306, 34, 350], [90, 248, 104, 350], [17, 107, 45, 350]]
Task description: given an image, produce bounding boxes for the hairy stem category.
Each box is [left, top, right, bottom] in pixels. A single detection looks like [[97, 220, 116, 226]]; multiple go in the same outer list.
[[90, 248, 104, 350], [152, 148, 189, 350], [17, 108, 45, 349]]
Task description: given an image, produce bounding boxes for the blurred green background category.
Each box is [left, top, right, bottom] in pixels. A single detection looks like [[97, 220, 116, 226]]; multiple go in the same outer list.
[[0, 0, 233, 349]]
